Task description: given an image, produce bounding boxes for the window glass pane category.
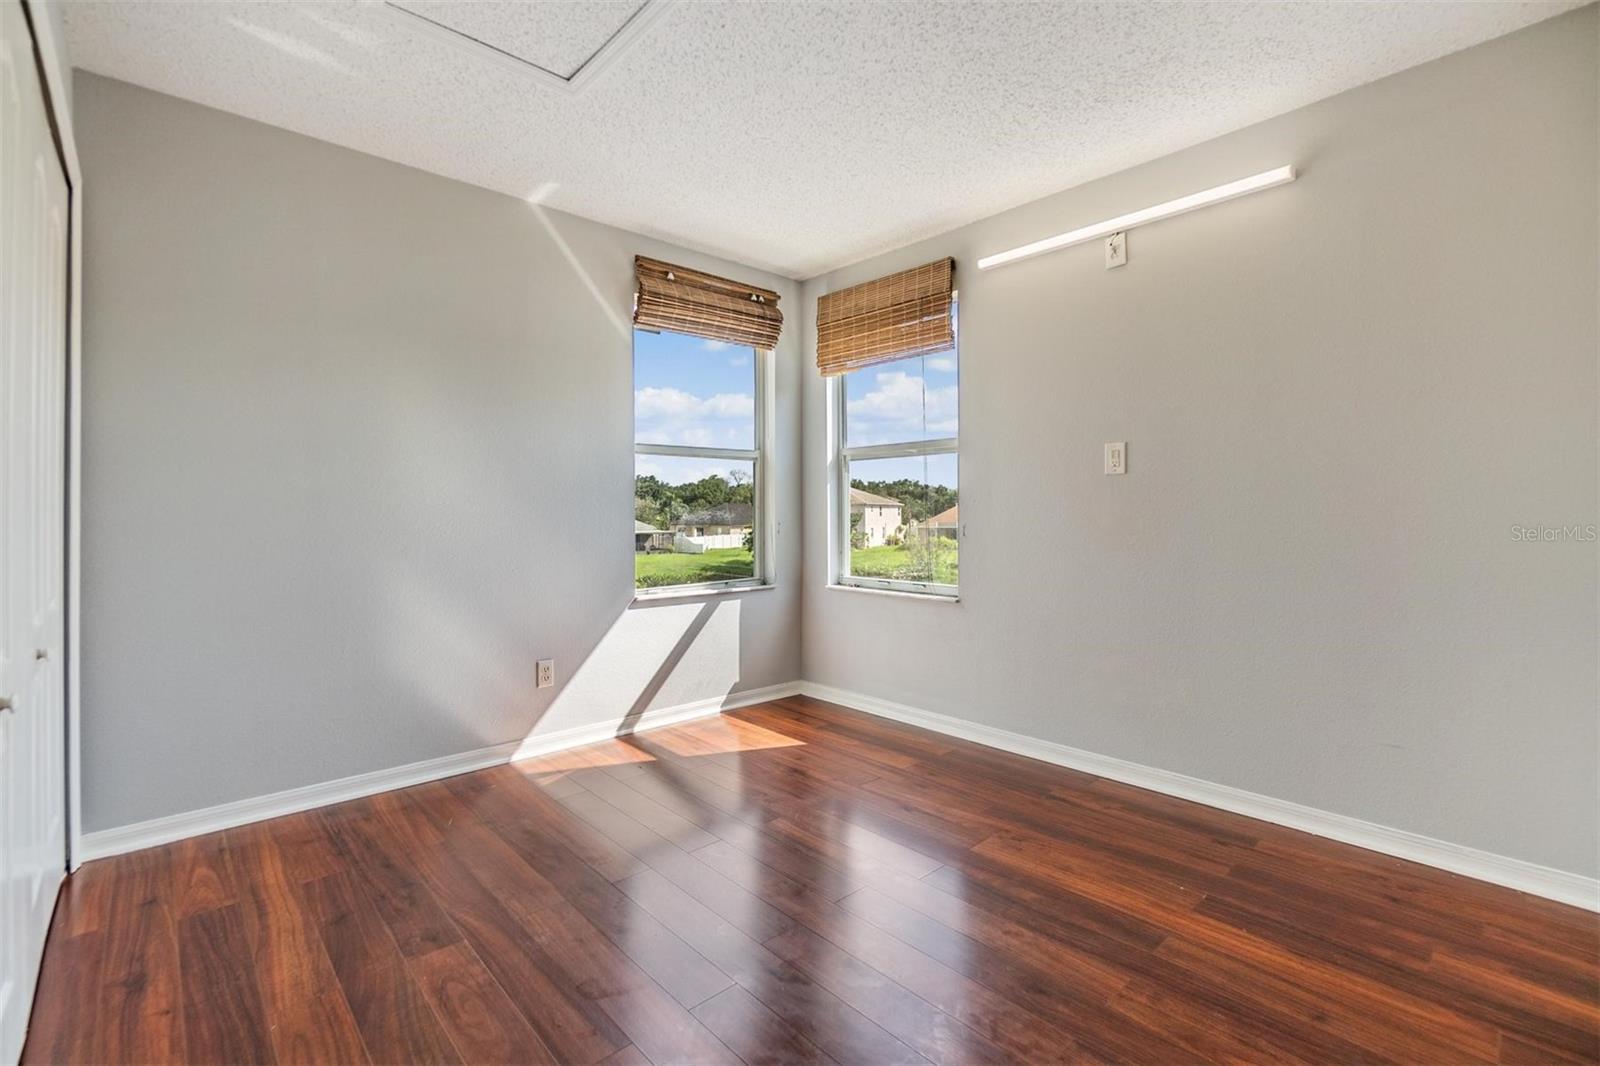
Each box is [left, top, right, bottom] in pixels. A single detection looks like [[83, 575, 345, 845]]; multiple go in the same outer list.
[[843, 348, 958, 448], [634, 328, 756, 449], [845, 453, 958, 587], [635, 455, 756, 589]]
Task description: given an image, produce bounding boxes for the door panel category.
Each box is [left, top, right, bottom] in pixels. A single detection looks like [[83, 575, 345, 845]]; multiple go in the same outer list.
[[0, 1, 70, 1061]]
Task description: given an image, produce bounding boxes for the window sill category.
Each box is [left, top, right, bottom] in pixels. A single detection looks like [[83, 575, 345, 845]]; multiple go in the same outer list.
[[827, 583, 960, 604], [631, 583, 776, 606]]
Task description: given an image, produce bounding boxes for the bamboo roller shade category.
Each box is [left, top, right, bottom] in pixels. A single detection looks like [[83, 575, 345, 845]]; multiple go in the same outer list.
[[816, 257, 955, 376], [633, 255, 783, 349]]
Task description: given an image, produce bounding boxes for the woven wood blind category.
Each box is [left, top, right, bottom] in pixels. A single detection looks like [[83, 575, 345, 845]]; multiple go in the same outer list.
[[633, 256, 783, 349], [816, 257, 955, 376]]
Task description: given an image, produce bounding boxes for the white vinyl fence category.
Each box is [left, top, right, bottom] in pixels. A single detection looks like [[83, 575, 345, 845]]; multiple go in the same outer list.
[[673, 532, 744, 553]]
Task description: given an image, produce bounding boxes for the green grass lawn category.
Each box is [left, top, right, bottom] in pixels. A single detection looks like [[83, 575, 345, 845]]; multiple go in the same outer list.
[[635, 548, 754, 588], [849, 541, 959, 585]]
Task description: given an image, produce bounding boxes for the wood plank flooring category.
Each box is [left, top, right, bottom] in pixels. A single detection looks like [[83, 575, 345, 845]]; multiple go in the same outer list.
[[24, 696, 1600, 1064]]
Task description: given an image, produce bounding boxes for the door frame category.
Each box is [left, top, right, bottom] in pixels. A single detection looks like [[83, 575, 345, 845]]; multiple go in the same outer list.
[[18, 0, 81, 872]]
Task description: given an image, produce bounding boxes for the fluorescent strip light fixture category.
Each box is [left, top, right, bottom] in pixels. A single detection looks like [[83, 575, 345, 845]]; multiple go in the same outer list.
[[977, 164, 1296, 271]]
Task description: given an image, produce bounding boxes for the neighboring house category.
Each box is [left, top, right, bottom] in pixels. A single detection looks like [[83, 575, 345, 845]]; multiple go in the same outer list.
[[672, 503, 753, 551], [849, 487, 903, 547], [925, 504, 959, 539], [635, 520, 670, 553], [907, 503, 958, 544]]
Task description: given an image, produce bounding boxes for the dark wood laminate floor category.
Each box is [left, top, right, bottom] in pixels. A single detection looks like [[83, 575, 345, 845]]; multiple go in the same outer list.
[[24, 696, 1600, 1065]]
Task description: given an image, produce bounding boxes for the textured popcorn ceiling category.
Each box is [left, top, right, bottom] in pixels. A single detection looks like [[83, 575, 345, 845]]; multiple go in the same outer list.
[[63, 1, 1580, 279]]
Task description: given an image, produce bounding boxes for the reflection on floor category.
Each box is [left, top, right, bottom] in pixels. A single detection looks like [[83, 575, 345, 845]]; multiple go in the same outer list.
[[25, 696, 1600, 1064]]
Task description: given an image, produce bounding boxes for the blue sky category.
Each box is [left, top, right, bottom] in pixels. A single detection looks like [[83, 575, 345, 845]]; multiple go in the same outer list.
[[634, 328, 755, 482], [634, 329, 754, 448], [844, 353, 958, 447], [850, 451, 958, 492], [842, 350, 958, 486], [634, 328, 958, 488]]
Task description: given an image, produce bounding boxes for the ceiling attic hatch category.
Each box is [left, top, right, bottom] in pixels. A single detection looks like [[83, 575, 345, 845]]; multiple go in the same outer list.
[[378, 0, 673, 94]]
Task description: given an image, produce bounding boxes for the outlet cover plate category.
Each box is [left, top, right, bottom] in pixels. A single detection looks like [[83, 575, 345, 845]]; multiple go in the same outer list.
[[1105, 442, 1127, 475]]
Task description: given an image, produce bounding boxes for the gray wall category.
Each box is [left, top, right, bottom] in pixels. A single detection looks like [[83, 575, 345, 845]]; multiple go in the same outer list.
[[77, 10, 1598, 875], [75, 72, 801, 832], [800, 9, 1599, 877]]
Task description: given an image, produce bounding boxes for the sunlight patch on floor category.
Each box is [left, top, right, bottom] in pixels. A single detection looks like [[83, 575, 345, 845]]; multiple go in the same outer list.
[[511, 712, 804, 786], [513, 738, 657, 776], [653, 715, 806, 756]]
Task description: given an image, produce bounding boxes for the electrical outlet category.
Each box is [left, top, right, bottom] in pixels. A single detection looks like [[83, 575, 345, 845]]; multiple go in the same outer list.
[[1105, 442, 1127, 475], [537, 659, 554, 689], [1105, 231, 1127, 269]]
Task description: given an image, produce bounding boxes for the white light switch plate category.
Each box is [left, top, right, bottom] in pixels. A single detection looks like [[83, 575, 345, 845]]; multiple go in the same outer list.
[[1105, 231, 1127, 269], [1105, 442, 1127, 475]]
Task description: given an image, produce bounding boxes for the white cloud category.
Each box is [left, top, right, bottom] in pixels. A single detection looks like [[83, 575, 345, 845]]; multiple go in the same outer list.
[[634, 386, 699, 418], [635, 387, 755, 447], [847, 370, 957, 442], [699, 339, 733, 352], [634, 387, 751, 419], [926, 356, 956, 372], [728, 353, 751, 367], [702, 393, 753, 417]]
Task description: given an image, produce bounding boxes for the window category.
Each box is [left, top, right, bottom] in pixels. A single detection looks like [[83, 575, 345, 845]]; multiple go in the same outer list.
[[633, 327, 768, 593], [834, 311, 958, 597]]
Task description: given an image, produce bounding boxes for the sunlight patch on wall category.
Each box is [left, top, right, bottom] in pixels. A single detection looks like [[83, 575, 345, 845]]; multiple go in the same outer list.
[[526, 598, 744, 742]]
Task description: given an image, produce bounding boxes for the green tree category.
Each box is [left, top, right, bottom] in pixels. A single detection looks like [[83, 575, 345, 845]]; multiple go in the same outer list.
[[634, 475, 684, 526], [634, 496, 663, 528], [681, 474, 730, 511]]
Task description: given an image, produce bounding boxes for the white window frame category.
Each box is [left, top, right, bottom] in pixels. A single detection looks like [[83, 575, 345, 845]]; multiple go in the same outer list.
[[831, 304, 959, 599], [633, 335, 773, 597]]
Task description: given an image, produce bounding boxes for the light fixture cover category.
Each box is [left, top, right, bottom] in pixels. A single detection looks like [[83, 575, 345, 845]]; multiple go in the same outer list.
[[977, 164, 1296, 271]]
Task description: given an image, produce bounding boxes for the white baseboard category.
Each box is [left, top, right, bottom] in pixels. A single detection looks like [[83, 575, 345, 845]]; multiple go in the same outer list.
[[76, 676, 1598, 913], [77, 681, 800, 862], [796, 682, 1600, 912]]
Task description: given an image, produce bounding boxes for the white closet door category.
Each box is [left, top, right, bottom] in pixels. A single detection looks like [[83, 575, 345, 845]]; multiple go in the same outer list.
[[0, 1, 70, 1061]]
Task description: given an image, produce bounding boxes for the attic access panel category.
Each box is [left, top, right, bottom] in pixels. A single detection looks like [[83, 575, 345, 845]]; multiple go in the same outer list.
[[381, 0, 669, 93]]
